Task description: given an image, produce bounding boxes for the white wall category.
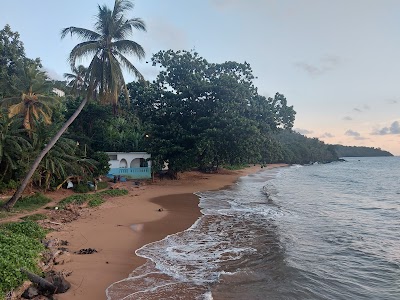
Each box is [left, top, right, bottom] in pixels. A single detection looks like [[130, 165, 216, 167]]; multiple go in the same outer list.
[[107, 152, 151, 169]]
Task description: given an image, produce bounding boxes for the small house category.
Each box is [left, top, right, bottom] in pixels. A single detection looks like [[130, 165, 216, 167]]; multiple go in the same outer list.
[[106, 152, 151, 179]]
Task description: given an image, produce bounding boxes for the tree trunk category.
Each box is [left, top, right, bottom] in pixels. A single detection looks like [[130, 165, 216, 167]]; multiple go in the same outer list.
[[2, 97, 88, 210], [20, 268, 57, 294]]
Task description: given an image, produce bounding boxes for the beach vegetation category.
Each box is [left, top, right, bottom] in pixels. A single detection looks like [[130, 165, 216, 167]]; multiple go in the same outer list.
[[0, 221, 45, 298], [98, 189, 129, 197]]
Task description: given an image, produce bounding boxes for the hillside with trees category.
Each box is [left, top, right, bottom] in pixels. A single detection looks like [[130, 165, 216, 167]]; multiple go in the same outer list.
[[333, 145, 393, 157]]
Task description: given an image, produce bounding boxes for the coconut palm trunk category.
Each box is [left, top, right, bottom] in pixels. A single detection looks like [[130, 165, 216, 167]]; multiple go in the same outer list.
[[2, 97, 88, 210]]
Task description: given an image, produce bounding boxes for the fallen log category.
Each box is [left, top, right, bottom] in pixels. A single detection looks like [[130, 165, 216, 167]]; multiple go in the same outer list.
[[20, 268, 56, 294]]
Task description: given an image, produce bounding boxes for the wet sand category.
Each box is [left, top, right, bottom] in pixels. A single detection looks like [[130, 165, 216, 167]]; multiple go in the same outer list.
[[48, 165, 285, 299]]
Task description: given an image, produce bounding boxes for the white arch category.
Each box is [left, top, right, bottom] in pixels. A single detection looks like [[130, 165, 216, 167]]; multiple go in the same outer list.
[[119, 158, 128, 168]]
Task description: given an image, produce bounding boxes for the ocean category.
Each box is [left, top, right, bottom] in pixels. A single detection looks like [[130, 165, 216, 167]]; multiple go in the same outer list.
[[106, 157, 400, 299]]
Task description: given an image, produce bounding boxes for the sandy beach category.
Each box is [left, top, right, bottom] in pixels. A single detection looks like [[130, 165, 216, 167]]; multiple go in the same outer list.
[[46, 164, 285, 300]]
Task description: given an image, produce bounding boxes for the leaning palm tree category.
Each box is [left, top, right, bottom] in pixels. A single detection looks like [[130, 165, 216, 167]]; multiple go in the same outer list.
[[2, 0, 146, 210], [61, 0, 146, 113]]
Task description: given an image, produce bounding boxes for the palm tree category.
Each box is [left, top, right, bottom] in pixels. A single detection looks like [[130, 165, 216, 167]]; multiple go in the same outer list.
[[0, 62, 58, 135], [64, 65, 89, 96], [2, 0, 146, 210], [0, 110, 31, 181], [61, 0, 146, 113]]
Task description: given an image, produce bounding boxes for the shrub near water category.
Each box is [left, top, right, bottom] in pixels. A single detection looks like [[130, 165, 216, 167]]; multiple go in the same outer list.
[[0, 221, 46, 298]]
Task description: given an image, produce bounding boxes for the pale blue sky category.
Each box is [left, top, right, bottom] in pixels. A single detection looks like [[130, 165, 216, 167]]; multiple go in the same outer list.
[[1, 0, 399, 154]]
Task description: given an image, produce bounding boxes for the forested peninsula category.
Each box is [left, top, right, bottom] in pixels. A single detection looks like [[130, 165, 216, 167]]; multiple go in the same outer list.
[[333, 145, 393, 157]]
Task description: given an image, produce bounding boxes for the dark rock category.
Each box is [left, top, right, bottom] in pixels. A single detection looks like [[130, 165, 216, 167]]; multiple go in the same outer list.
[[22, 286, 39, 299], [74, 248, 98, 254], [45, 272, 71, 294]]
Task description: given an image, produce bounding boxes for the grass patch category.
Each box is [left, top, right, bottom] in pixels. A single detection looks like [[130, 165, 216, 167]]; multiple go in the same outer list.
[[88, 198, 105, 207], [13, 193, 51, 211], [98, 189, 129, 197], [58, 194, 95, 208], [57, 188, 128, 209], [0, 221, 45, 298], [0, 193, 51, 220], [21, 213, 47, 222]]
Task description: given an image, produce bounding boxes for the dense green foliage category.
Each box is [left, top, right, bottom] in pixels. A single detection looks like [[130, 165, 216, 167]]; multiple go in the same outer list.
[[0, 221, 46, 297], [0, 25, 109, 192], [333, 145, 393, 157]]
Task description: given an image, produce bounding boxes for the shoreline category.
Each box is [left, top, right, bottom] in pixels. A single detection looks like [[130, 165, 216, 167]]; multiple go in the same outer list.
[[47, 164, 286, 300]]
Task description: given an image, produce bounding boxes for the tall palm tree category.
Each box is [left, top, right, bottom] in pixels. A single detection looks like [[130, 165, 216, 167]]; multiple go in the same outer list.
[[61, 0, 146, 113], [2, 0, 146, 210], [0, 62, 58, 135]]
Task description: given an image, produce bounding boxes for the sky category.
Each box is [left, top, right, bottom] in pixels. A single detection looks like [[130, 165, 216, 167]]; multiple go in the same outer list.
[[1, 0, 399, 155]]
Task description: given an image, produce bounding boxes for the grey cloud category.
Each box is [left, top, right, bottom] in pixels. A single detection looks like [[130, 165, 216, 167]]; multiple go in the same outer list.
[[345, 130, 367, 140], [294, 55, 341, 77], [42, 67, 63, 81], [295, 128, 313, 135], [372, 121, 400, 135], [353, 108, 362, 112], [343, 116, 353, 121], [320, 132, 334, 138], [345, 129, 361, 137]]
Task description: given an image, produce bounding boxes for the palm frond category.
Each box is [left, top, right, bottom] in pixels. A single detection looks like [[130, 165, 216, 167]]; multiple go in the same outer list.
[[61, 27, 100, 41], [115, 52, 144, 81], [68, 41, 100, 68], [112, 39, 145, 59]]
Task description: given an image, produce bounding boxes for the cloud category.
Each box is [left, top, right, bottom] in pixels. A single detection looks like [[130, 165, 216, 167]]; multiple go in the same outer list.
[[345, 129, 367, 140], [42, 67, 63, 81], [343, 116, 353, 121], [372, 121, 400, 135], [294, 55, 341, 77], [345, 129, 360, 137], [352, 104, 370, 113], [320, 132, 334, 138], [295, 128, 313, 135]]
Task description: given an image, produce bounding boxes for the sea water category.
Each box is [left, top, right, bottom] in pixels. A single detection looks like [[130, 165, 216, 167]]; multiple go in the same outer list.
[[106, 157, 400, 299]]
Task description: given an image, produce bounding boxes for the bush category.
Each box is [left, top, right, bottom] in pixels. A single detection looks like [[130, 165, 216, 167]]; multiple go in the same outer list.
[[97, 181, 108, 190], [73, 183, 90, 193]]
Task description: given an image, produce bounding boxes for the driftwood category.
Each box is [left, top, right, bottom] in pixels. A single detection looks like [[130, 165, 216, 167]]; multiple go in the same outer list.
[[20, 268, 57, 294]]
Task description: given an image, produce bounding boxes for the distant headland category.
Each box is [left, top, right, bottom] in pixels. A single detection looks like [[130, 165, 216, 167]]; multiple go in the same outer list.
[[333, 145, 393, 157]]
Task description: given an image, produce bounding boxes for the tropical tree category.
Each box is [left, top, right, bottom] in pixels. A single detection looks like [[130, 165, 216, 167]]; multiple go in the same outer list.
[[0, 110, 31, 181], [64, 65, 88, 96], [0, 59, 58, 135], [61, 0, 146, 113], [0, 25, 26, 99], [2, 0, 146, 210]]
